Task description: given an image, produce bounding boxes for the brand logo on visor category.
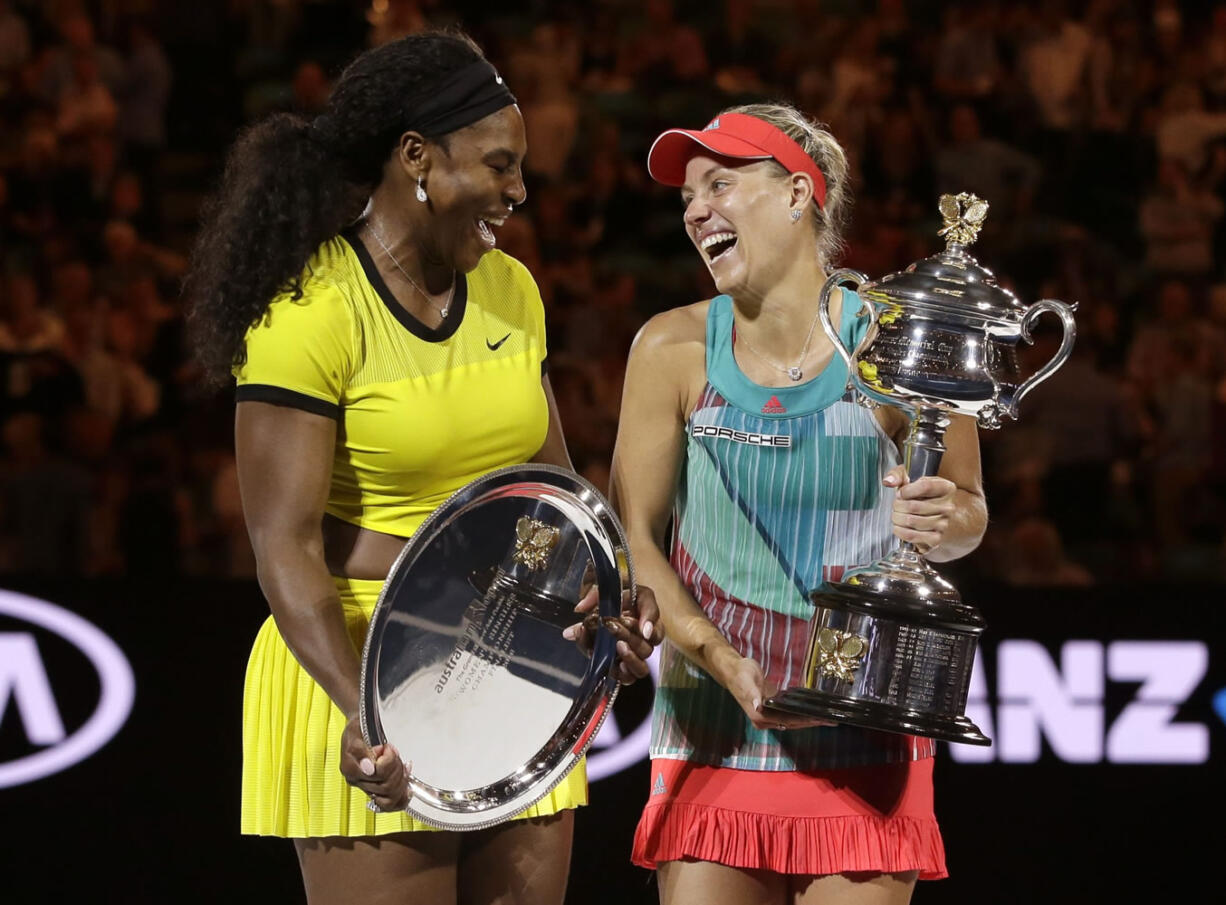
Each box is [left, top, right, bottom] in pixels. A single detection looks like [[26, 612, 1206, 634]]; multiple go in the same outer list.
[[705, 118, 720, 131]]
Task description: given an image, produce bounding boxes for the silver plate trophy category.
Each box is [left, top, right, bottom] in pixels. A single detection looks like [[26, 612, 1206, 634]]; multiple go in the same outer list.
[[359, 464, 632, 829], [764, 193, 1076, 745]]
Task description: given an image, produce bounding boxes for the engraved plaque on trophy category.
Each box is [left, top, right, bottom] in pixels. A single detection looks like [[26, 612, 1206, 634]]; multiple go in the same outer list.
[[764, 194, 1077, 745]]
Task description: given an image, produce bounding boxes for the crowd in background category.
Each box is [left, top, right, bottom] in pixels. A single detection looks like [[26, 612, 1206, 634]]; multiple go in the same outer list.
[[1, 0, 1224, 585]]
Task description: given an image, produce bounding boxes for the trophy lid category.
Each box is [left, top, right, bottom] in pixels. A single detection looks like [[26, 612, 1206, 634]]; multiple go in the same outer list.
[[860, 194, 1027, 322]]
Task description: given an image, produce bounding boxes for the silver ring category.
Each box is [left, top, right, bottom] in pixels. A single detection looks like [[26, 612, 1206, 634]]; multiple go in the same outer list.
[[366, 798, 382, 813]]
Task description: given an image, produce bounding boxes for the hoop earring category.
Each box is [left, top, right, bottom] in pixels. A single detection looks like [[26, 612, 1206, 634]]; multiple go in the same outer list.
[[416, 177, 428, 203]]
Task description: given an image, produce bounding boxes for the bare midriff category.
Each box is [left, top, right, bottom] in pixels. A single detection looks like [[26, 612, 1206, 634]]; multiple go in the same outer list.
[[322, 513, 408, 581]]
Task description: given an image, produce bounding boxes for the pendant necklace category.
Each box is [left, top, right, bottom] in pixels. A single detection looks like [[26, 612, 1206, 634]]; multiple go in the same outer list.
[[734, 304, 822, 381], [367, 218, 455, 318]]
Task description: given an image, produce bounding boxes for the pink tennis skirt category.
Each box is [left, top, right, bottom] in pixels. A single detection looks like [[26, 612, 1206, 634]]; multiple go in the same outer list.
[[631, 757, 947, 879]]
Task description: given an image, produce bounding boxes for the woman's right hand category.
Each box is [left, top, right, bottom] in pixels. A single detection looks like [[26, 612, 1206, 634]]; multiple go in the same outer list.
[[340, 715, 411, 812], [721, 655, 836, 731]]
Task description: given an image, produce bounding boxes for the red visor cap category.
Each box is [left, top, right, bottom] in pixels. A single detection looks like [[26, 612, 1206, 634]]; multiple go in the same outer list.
[[647, 112, 827, 209]]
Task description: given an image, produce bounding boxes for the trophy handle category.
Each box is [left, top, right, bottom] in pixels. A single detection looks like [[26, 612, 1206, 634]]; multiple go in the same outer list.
[[1009, 299, 1077, 418], [819, 268, 872, 390]]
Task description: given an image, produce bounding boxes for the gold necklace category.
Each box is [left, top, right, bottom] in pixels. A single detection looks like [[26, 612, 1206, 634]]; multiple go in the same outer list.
[[734, 305, 822, 381], [366, 218, 455, 318]]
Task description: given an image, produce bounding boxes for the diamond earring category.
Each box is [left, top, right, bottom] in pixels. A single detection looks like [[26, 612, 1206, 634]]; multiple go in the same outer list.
[[416, 177, 428, 202], [790, 209, 802, 222]]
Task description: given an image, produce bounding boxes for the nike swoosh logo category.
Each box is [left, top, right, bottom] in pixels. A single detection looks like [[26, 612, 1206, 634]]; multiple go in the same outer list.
[[486, 333, 511, 351]]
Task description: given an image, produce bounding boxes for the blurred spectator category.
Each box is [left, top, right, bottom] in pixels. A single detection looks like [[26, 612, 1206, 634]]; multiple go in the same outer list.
[[510, 23, 581, 181], [626, 0, 708, 90], [0, 0, 1222, 584], [935, 104, 1040, 221], [1127, 279, 1201, 394], [706, 0, 775, 96], [1024, 329, 1143, 567], [1150, 331, 1215, 570], [104, 308, 161, 424], [97, 219, 187, 297], [1139, 158, 1223, 278], [0, 0, 30, 75], [0, 411, 92, 574], [1204, 3, 1226, 109], [290, 60, 330, 116], [0, 271, 64, 354], [40, 11, 124, 102], [56, 50, 118, 138], [996, 516, 1095, 587], [59, 298, 123, 422], [1020, 0, 1092, 134], [933, 3, 1004, 107], [1154, 82, 1226, 177], [117, 17, 172, 174], [1087, 4, 1157, 134], [367, 0, 428, 47]]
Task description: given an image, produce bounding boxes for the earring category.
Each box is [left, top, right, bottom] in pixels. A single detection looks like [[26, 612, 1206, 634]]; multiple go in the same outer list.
[[416, 177, 428, 202], [790, 209, 802, 222]]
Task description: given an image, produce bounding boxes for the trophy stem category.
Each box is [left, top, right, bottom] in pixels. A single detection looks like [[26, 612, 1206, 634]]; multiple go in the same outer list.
[[903, 406, 951, 483]]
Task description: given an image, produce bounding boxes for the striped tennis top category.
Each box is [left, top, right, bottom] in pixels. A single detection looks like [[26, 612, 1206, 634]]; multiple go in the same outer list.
[[650, 293, 936, 770]]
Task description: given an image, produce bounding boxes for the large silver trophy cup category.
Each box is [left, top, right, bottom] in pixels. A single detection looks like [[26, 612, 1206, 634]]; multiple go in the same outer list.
[[764, 194, 1076, 745], [359, 464, 632, 829]]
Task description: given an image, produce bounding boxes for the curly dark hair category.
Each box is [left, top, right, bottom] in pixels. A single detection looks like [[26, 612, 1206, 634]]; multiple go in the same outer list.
[[185, 31, 485, 385]]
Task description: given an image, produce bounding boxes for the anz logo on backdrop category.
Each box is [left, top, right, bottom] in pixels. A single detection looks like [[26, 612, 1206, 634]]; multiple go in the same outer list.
[[588, 639, 1216, 779], [0, 590, 135, 788], [949, 640, 1211, 764]]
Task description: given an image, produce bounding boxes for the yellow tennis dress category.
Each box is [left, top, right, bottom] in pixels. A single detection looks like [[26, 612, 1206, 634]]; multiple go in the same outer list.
[[235, 231, 587, 837]]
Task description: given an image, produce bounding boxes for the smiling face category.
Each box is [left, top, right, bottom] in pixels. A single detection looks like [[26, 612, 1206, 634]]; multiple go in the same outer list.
[[417, 104, 528, 273], [681, 153, 805, 298]]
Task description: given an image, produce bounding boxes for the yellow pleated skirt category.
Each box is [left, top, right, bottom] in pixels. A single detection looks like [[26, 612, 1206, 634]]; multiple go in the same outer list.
[[241, 575, 588, 837]]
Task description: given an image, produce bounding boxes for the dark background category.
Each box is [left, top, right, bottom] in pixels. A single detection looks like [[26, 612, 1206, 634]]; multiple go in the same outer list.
[[2, 578, 1222, 903], [2, 0, 1226, 901]]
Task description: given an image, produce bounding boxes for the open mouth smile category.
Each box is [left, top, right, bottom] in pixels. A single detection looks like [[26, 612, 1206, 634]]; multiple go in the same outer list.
[[701, 231, 738, 262]]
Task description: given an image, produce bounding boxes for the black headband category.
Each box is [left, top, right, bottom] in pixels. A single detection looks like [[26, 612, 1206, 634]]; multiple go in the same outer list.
[[408, 60, 517, 137]]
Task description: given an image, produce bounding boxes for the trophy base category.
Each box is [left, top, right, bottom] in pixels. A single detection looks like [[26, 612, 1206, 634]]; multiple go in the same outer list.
[[777, 550, 990, 746], [764, 688, 990, 746]]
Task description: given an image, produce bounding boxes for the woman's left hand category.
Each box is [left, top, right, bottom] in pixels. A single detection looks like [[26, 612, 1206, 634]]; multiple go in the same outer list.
[[563, 583, 663, 685], [884, 465, 958, 555]]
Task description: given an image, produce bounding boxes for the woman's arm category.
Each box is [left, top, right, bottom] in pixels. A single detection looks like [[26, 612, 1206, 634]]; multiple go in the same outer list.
[[532, 371, 659, 681], [531, 374, 574, 469], [236, 401, 363, 713], [610, 311, 826, 730], [235, 401, 407, 808]]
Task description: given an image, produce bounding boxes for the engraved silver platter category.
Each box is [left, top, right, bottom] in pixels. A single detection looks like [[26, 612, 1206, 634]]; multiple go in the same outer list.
[[359, 464, 632, 830]]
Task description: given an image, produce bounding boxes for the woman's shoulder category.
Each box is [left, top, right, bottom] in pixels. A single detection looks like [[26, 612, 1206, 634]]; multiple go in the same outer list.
[[470, 249, 539, 293], [632, 298, 711, 356], [257, 261, 355, 339]]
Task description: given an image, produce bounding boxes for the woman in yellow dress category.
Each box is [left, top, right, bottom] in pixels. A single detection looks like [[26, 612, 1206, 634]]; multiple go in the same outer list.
[[186, 31, 659, 905]]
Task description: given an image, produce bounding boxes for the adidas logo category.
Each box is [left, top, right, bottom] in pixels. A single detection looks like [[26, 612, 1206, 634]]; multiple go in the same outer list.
[[761, 395, 787, 414], [651, 772, 667, 796]]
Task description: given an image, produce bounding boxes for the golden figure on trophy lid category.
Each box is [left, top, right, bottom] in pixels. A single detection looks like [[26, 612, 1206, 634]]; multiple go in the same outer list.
[[937, 192, 989, 248]]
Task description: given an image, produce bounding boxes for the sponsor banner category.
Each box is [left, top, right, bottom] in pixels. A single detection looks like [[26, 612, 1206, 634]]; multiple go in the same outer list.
[[0, 579, 1221, 904], [587, 638, 1217, 777], [0, 590, 135, 788]]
